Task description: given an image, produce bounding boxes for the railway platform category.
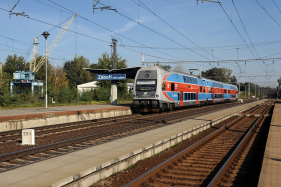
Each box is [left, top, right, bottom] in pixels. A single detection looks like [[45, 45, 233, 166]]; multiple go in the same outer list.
[[0, 104, 133, 132], [0, 100, 264, 187], [258, 101, 281, 187]]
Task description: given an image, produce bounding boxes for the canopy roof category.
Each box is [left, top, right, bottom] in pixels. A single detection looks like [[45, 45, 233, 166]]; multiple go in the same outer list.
[[83, 67, 141, 79]]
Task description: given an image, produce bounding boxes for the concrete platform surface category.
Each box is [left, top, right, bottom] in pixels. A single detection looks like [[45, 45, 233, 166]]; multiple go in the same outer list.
[[0, 103, 132, 117], [258, 102, 281, 187], [0, 100, 264, 187]]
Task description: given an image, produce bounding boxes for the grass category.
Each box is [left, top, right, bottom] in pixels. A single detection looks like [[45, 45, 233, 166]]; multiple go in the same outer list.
[[110, 163, 137, 177]]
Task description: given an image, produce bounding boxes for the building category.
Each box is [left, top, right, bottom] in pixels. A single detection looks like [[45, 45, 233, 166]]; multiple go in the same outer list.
[[77, 81, 98, 94], [77, 81, 134, 94]]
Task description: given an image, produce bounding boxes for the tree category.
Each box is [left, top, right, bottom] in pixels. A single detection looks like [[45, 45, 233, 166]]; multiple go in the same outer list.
[[155, 62, 171, 70], [90, 52, 128, 93], [34, 56, 53, 84], [201, 67, 234, 83], [3, 54, 29, 78], [64, 56, 92, 89], [173, 64, 186, 73]]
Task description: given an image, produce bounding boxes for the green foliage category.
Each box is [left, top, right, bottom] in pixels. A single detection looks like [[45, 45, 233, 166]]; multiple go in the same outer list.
[[64, 56, 92, 89], [201, 67, 237, 83], [91, 52, 128, 93], [3, 54, 29, 78], [0, 52, 132, 108], [0, 72, 17, 107], [34, 56, 52, 84], [155, 62, 171, 70]]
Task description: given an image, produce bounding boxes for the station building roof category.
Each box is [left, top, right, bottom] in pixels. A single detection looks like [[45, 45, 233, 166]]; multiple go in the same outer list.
[[83, 67, 141, 79]]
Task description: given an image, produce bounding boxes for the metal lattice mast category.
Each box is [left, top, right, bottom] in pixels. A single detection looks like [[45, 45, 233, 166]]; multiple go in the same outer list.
[[33, 14, 77, 73], [30, 37, 39, 71]]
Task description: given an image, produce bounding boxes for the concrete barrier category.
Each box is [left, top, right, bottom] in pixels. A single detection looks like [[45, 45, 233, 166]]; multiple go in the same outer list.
[[62, 102, 263, 187], [0, 107, 133, 132]]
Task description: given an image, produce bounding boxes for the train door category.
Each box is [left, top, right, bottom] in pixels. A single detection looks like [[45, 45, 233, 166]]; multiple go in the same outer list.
[[196, 92, 199, 105], [171, 83, 175, 91], [213, 93, 215, 103], [180, 91, 183, 106]]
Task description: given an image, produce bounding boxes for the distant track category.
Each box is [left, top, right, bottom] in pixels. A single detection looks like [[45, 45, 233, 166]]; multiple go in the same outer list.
[[123, 100, 272, 187]]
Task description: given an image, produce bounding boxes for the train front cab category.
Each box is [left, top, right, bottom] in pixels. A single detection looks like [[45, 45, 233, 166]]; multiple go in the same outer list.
[[133, 68, 161, 112]]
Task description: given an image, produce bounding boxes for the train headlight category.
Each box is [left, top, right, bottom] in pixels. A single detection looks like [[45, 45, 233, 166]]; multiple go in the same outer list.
[[156, 94, 159, 98], [152, 94, 155, 98], [136, 94, 139, 98]]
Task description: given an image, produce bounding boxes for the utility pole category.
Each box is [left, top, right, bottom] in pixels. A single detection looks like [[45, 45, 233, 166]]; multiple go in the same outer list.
[[255, 84, 256, 97], [42, 31, 50, 109], [142, 53, 144, 67], [245, 86, 247, 98], [112, 39, 117, 69], [239, 82, 240, 96], [248, 82, 250, 98], [111, 38, 117, 105]]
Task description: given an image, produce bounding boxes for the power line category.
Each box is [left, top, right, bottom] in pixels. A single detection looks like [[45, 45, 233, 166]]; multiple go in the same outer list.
[[46, 0, 185, 62], [144, 57, 281, 63], [255, 0, 281, 29], [134, 0, 221, 61], [272, 0, 281, 14], [0, 7, 181, 64], [121, 39, 281, 51], [96, 0, 213, 61], [219, 3, 266, 73], [232, 0, 272, 72]]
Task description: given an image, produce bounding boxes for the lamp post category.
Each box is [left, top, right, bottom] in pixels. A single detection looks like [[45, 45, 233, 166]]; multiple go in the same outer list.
[[42, 31, 50, 109]]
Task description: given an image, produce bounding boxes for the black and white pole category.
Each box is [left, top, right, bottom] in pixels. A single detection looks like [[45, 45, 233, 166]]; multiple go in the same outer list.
[[42, 31, 50, 109]]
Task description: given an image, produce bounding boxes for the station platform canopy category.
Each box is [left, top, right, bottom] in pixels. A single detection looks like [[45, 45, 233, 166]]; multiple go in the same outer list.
[[83, 67, 141, 79]]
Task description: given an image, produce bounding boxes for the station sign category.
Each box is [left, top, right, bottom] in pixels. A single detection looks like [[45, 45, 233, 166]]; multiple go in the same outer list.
[[97, 74, 126, 80]]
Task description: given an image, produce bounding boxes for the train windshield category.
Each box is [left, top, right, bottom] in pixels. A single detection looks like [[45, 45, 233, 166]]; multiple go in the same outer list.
[[136, 80, 157, 91]]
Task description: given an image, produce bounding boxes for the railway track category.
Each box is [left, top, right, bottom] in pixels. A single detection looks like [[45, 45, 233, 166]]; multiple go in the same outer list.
[[0, 102, 249, 143], [123, 101, 273, 187], [0, 101, 256, 172]]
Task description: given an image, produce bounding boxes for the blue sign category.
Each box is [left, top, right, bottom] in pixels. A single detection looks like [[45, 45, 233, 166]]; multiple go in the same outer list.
[[97, 74, 126, 80]]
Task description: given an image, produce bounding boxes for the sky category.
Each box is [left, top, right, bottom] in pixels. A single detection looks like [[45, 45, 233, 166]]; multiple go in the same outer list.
[[1, 0, 281, 88]]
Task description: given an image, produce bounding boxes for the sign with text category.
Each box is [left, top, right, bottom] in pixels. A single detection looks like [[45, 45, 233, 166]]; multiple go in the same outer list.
[[97, 74, 126, 80]]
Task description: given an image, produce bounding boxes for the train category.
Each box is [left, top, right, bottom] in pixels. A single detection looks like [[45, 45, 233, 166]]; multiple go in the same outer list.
[[133, 66, 238, 112]]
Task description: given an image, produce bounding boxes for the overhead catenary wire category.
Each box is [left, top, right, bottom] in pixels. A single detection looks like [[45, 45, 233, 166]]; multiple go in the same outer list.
[[272, 0, 281, 14], [0, 7, 182, 64], [134, 0, 222, 61], [255, 0, 281, 29], [219, 3, 266, 73], [94, 0, 214, 61], [46, 0, 185, 63], [232, 0, 272, 72]]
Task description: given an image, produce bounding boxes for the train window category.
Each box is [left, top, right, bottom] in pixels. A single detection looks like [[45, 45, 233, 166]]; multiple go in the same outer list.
[[162, 82, 166, 91], [185, 93, 187, 100], [194, 93, 196, 100], [203, 87, 205, 93], [209, 88, 212, 93], [192, 93, 194, 100], [136, 80, 157, 91], [228, 90, 230, 94], [200, 87, 202, 92], [171, 83, 175, 91], [188, 93, 191, 100], [178, 93, 180, 100], [188, 77, 191, 83], [224, 90, 227, 94], [188, 85, 190, 88]]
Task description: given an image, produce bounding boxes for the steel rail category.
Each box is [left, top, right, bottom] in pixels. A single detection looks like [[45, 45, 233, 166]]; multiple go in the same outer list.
[[0, 102, 244, 164], [0, 102, 243, 142], [206, 101, 273, 187], [123, 103, 263, 187]]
